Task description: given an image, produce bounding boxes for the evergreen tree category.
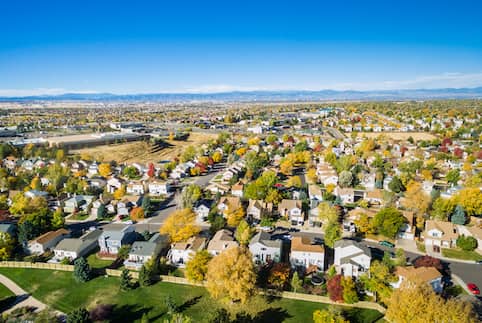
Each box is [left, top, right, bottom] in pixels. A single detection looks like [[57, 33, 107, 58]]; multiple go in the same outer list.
[[451, 205, 466, 225], [67, 307, 91, 323], [73, 257, 92, 282], [138, 264, 152, 287], [120, 269, 133, 291], [291, 271, 303, 293]]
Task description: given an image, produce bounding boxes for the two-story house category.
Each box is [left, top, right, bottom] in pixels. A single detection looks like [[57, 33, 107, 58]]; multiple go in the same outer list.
[[147, 181, 170, 196], [207, 229, 239, 256], [391, 266, 443, 294], [279, 199, 304, 226], [246, 199, 273, 223], [52, 229, 102, 262], [124, 233, 170, 270], [334, 239, 371, 278], [249, 232, 282, 265], [26, 229, 70, 255], [290, 236, 325, 271], [422, 220, 459, 253], [168, 236, 207, 267], [98, 223, 136, 255]]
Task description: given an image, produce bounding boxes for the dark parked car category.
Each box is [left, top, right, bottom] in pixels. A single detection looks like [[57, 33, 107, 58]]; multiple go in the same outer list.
[[379, 240, 395, 248]]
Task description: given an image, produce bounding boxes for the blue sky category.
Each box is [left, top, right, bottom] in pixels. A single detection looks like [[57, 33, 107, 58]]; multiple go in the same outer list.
[[1, 0, 482, 95]]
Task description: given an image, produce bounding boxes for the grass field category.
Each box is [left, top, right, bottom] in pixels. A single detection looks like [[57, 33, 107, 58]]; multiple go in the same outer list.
[[441, 248, 482, 261], [0, 282, 14, 299], [87, 253, 114, 269], [357, 132, 436, 141], [71, 132, 218, 164], [0, 268, 383, 323]]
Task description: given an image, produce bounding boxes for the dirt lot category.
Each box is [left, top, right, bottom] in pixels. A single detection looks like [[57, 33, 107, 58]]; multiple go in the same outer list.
[[356, 132, 437, 141], [71, 132, 218, 164]]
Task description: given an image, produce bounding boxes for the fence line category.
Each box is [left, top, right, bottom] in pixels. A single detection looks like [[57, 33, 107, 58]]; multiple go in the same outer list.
[[0, 261, 385, 313]]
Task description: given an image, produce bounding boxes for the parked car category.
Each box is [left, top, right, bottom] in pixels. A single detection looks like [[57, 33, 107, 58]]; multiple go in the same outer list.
[[379, 240, 395, 248], [475, 260, 482, 265], [467, 283, 480, 295]]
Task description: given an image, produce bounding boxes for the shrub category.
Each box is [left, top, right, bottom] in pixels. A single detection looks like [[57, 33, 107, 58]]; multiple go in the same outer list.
[[456, 235, 478, 251]]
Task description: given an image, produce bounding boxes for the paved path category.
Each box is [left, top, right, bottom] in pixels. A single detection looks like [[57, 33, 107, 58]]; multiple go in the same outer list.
[[0, 274, 51, 314]]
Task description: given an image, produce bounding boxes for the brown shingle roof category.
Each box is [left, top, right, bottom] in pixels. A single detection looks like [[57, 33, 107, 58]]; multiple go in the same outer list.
[[291, 236, 324, 253], [33, 229, 69, 244]]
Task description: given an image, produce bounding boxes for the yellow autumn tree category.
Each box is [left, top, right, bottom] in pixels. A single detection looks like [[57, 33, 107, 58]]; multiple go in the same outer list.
[[226, 207, 245, 227], [130, 207, 145, 222], [160, 208, 200, 243], [402, 181, 430, 229], [185, 250, 212, 282], [98, 163, 112, 177], [206, 247, 256, 304], [454, 187, 482, 217], [280, 160, 294, 176], [306, 168, 318, 184], [30, 176, 41, 191], [386, 280, 477, 323], [212, 151, 222, 163], [113, 185, 126, 200]]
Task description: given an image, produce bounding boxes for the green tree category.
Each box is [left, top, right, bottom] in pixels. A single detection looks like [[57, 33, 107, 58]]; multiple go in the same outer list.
[[388, 176, 405, 193], [235, 220, 254, 246], [430, 197, 455, 221], [51, 208, 65, 229], [120, 269, 133, 291], [291, 271, 303, 293], [67, 307, 91, 323], [446, 169, 460, 186], [324, 222, 341, 248], [372, 207, 406, 239], [451, 205, 466, 225], [338, 171, 353, 188], [341, 276, 359, 304], [456, 235, 478, 251], [313, 307, 348, 323], [138, 264, 153, 287], [180, 184, 202, 208], [73, 257, 92, 282]]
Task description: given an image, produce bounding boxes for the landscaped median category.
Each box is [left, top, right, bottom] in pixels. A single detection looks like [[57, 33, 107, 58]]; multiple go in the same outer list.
[[0, 262, 384, 322]]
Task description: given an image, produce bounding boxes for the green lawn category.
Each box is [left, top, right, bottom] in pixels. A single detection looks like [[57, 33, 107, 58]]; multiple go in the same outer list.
[[87, 253, 114, 269], [0, 282, 14, 299], [0, 268, 383, 323], [441, 248, 482, 261], [0, 282, 15, 312]]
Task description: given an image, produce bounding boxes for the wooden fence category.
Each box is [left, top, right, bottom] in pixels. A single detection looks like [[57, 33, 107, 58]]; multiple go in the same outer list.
[[0, 261, 385, 313]]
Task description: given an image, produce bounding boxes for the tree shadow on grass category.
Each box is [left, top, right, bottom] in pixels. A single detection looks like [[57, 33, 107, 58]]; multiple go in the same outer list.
[[109, 304, 154, 323], [234, 307, 291, 323], [177, 295, 203, 312]]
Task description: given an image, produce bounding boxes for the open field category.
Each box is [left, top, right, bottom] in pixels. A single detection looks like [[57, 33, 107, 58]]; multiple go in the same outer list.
[[70, 132, 218, 163], [356, 132, 437, 141], [0, 268, 383, 323]]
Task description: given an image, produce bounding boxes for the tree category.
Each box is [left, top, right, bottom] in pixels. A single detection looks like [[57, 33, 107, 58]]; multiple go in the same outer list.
[[360, 260, 394, 304], [306, 168, 318, 184], [138, 264, 153, 287], [160, 208, 200, 243], [388, 176, 405, 193], [130, 207, 145, 222], [430, 197, 455, 221], [226, 207, 245, 227], [185, 250, 212, 282], [372, 207, 406, 239], [67, 307, 91, 323], [235, 220, 254, 246], [414, 256, 442, 271], [395, 248, 406, 266], [324, 222, 341, 248], [402, 181, 430, 223], [164, 313, 192, 323], [454, 188, 482, 217], [123, 166, 140, 179], [141, 196, 152, 215], [286, 176, 302, 188], [147, 162, 155, 178], [386, 280, 478, 323], [446, 169, 460, 186], [113, 185, 126, 200], [206, 247, 256, 304], [164, 295, 178, 315], [0, 232, 14, 260], [291, 271, 303, 293], [30, 176, 41, 191], [451, 205, 466, 225], [280, 159, 293, 176], [180, 184, 202, 208], [212, 151, 223, 163], [73, 257, 92, 282], [313, 307, 349, 323], [341, 276, 358, 304], [51, 208, 65, 229], [181, 145, 197, 162], [354, 213, 374, 235], [265, 189, 282, 205], [98, 163, 112, 177], [120, 269, 133, 291], [338, 171, 353, 188], [327, 274, 343, 302], [456, 235, 478, 251], [317, 202, 338, 224], [268, 263, 291, 290]]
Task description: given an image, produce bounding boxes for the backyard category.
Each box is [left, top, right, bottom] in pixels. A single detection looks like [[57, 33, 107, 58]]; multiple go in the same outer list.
[[0, 268, 383, 323]]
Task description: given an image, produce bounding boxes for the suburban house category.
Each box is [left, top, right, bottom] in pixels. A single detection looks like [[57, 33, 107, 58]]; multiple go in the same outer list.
[[98, 223, 136, 255], [107, 177, 123, 194], [63, 195, 94, 214], [217, 196, 242, 216], [193, 199, 214, 224], [422, 220, 459, 253], [124, 233, 170, 270], [207, 229, 239, 256], [308, 185, 323, 202], [205, 182, 230, 195], [126, 181, 145, 195], [391, 266, 443, 294], [246, 199, 273, 223], [279, 199, 304, 226], [147, 181, 170, 196], [289, 236, 325, 271], [364, 189, 384, 205], [26, 229, 70, 254], [336, 188, 355, 204], [168, 236, 207, 267], [51, 229, 103, 262], [249, 232, 282, 265], [334, 240, 371, 278], [316, 163, 338, 186], [230, 182, 244, 197], [91, 200, 107, 218], [397, 211, 416, 240]]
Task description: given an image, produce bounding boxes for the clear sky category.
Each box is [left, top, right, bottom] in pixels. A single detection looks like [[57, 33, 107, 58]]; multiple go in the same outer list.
[[1, 0, 482, 96]]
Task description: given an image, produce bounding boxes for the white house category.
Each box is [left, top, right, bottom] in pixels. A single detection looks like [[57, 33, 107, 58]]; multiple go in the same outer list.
[[126, 181, 144, 195], [246, 199, 273, 222], [279, 199, 304, 226], [52, 229, 102, 262], [193, 200, 214, 223], [168, 236, 207, 267], [26, 229, 70, 255], [422, 220, 459, 253], [334, 240, 371, 278], [107, 177, 123, 194], [336, 188, 355, 204], [290, 236, 325, 271], [249, 232, 282, 265], [148, 181, 169, 196]]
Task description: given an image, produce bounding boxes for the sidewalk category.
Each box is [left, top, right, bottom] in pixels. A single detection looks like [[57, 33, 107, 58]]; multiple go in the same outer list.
[[0, 274, 53, 314]]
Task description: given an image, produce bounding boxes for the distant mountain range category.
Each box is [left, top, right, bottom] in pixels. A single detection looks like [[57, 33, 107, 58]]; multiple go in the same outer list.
[[1, 87, 482, 102]]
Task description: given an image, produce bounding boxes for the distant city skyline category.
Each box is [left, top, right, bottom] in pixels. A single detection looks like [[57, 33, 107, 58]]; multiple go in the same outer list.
[[1, 0, 481, 96]]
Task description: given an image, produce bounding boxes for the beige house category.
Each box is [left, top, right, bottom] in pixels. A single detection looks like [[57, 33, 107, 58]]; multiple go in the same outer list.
[[391, 266, 443, 293], [290, 236, 325, 271], [207, 229, 239, 256], [279, 199, 304, 225], [422, 220, 459, 252]]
